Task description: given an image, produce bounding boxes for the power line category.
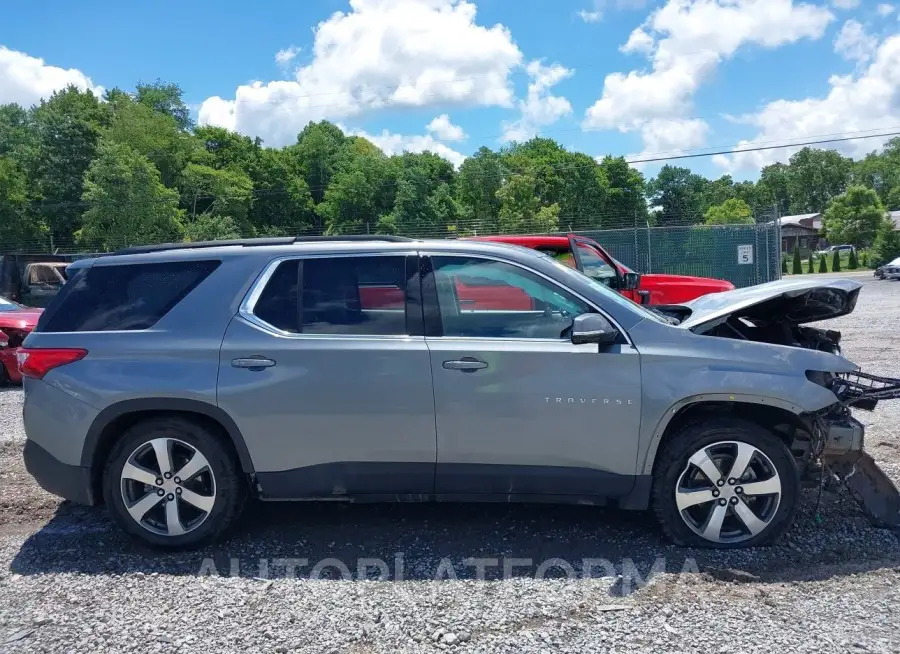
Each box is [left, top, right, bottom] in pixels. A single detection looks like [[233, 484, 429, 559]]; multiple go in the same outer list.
[[626, 131, 900, 164]]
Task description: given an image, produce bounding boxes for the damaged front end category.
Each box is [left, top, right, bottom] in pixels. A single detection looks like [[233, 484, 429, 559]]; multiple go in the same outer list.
[[817, 372, 900, 529]]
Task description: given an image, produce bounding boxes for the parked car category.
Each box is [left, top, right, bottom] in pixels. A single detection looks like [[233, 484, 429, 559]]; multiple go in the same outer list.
[[816, 244, 856, 258], [874, 256, 900, 279], [467, 235, 735, 305], [0, 295, 42, 384], [20, 236, 882, 550], [0, 255, 71, 308]]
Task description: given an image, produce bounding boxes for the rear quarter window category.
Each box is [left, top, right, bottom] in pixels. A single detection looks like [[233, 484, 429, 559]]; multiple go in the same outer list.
[[38, 260, 220, 332]]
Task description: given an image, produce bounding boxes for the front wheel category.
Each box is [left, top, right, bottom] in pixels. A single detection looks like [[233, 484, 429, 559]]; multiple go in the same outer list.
[[102, 417, 247, 549], [652, 418, 800, 548]]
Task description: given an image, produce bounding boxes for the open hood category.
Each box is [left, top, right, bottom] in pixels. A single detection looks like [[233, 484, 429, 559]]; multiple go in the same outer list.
[[674, 278, 863, 331]]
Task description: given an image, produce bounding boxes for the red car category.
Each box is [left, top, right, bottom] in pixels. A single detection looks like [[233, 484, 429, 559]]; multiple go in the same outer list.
[[468, 234, 734, 305], [0, 296, 42, 384]]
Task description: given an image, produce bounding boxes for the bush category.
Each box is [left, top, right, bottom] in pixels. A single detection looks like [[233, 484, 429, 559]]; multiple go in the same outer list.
[[792, 246, 802, 275], [807, 251, 814, 273], [832, 249, 841, 272], [848, 249, 858, 270], [818, 255, 827, 273], [782, 257, 788, 274], [861, 252, 868, 267]]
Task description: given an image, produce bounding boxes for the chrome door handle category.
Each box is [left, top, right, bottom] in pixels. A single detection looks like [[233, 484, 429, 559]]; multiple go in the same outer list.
[[442, 358, 488, 372], [232, 357, 276, 369]]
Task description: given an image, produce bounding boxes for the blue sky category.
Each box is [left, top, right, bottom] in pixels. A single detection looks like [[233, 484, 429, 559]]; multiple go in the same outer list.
[[1, 0, 898, 180]]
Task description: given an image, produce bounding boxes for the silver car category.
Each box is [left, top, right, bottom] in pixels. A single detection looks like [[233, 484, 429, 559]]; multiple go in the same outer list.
[[18, 236, 887, 549]]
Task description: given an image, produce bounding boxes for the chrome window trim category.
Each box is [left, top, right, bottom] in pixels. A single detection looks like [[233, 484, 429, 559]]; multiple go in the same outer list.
[[421, 250, 634, 347], [239, 251, 418, 339]]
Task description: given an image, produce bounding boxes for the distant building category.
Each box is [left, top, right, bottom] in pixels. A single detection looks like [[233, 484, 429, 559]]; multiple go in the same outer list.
[[888, 210, 900, 231], [779, 213, 824, 253]]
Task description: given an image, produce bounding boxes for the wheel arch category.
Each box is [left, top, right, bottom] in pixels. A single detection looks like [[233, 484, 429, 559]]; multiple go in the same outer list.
[[640, 394, 811, 477], [83, 398, 255, 503]]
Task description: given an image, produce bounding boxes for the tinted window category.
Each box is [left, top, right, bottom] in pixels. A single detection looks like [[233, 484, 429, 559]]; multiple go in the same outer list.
[[40, 261, 220, 332], [251, 256, 409, 335], [254, 260, 300, 333], [431, 256, 591, 339], [303, 256, 407, 335]]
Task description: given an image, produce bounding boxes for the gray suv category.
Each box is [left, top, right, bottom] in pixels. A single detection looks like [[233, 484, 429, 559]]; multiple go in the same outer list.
[[21, 236, 870, 549]]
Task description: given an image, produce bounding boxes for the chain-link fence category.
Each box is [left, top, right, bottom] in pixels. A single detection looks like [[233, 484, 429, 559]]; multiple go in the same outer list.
[[0, 208, 783, 289]]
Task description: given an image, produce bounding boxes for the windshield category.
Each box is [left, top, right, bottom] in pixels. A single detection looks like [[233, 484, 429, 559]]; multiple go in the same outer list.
[[532, 250, 669, 324], [889, 257, 900, 266], [0, 296, 23, 312]]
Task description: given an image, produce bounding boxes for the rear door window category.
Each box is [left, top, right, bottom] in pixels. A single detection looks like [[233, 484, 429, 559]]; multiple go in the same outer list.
[[39, 260, 220, 332], [251, 256, 409, 336]]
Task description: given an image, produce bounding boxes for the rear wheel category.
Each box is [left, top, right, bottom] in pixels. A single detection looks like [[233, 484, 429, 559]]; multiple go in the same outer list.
[[102, 417, 246, 548], [652, 418, 800, 548]]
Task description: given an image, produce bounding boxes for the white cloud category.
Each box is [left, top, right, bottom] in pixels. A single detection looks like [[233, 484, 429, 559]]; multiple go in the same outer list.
[[275, 46, 301, 66], [583, 0, 833, 156], [578, 0, 648, 21], [621, 28, 655, 54], [0, 46, 103, 108], [501, 60, 574, 142], [578, 9, 604, 21], [830, 0, 860, 8], [347, 126, 467, 167], [714, 33, 900, 172], [834, 19, 878, 62], [426, 113, 467, 141], [876, 3, 895, 15], [198, 0, 522, 146]]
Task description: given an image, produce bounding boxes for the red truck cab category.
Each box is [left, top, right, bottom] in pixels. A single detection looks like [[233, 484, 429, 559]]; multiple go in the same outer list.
[[468, 234, 734, 305]]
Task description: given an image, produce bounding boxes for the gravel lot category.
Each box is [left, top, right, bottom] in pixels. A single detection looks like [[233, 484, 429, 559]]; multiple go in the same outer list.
[[1, 272, 899, 654]]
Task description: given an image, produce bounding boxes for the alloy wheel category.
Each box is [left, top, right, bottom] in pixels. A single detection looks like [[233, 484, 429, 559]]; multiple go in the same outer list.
[[120, 437, 216, 537], [675, 440, 782, 544]]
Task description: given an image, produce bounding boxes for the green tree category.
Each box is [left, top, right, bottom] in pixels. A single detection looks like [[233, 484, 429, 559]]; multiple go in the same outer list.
[[786, 147, 852, 213], [848, 249, 858, 270], [757, 163, 791, 216], [823, 185, 885, 246], [496, 173, 560, 234], [792, 246, 802, 275], [135, 80, 193, 131], [852, 139, 900, 208], [647, 165, 706, 225], [703, 198, 754, 225], [819, 255, 827, 273], [456, 146, 503, 233], [31, 86, 110, 242], [832, 248, 841, 272], [246, 148, 315, 236], [872, 218, 900, 266], [597, 156, 646, 226], [0, 157, 45, 248], [293, 121, 347, 208], [191, 126, 258, 171], [78, 142, 183, 249], [184, 214, 240, 241], [179, 163, 254, 234], [317, 146, 392, 235], [807, 251, 814, 274], [106, 94, 195, 187], [782, 257, 788, 274], [861, 251, 868, 267]]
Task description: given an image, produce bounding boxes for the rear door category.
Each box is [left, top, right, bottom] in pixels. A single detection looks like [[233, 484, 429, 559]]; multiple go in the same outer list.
[[217, 252, 438, 499], [423, 253, 642, 499]]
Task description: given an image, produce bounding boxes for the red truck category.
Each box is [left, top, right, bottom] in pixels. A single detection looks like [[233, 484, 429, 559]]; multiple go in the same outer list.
[[468, 234, 734, 305], [0, 296, 42, 383]]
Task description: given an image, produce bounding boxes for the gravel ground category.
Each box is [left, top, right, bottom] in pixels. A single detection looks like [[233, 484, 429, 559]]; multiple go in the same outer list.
[[1, 272, 899, 654]]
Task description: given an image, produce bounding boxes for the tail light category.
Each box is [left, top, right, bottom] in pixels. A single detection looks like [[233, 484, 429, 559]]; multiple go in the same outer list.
[[17, 348, 87, 379]]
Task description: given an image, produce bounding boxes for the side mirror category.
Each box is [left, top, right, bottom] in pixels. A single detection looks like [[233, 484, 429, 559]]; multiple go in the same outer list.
[[571, 313, 619, 346], [622, 272, 641, 290]]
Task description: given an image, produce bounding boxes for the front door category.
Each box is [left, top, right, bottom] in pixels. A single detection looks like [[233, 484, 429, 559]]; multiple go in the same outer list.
[[217, 253, 437, 498], [423, 254, 642, 499]]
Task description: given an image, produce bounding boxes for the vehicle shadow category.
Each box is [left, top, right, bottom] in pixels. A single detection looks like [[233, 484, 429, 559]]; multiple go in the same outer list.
[[8, 488, 900, 587]]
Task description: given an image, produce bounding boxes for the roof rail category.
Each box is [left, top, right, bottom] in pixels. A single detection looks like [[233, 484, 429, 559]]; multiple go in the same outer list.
[[113, 235, 414, 256]]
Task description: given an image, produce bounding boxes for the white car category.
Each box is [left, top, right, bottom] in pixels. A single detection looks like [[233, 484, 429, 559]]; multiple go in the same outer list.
[[876, 256, 900, 279]]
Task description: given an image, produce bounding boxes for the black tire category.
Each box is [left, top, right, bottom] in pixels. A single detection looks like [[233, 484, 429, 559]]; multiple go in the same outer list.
[[651, 418, 800, 548], [102, 416, 247, 549]]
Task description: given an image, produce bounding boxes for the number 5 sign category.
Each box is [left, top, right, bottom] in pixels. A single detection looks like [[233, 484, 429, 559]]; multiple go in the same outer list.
[[737, 244, 753, 265]]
